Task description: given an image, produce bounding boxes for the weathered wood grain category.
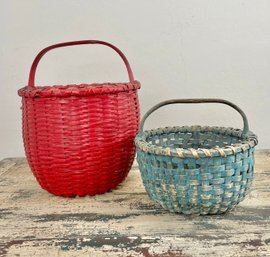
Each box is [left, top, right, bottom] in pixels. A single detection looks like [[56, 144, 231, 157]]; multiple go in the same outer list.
[[0, 151, 269, 257]]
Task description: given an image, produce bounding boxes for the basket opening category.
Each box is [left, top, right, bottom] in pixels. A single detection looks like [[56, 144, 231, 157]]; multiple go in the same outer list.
[[146, 130, 242, 150]]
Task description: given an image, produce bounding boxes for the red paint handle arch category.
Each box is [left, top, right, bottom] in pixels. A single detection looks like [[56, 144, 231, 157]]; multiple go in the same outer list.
[[28, 40, 135, 87]]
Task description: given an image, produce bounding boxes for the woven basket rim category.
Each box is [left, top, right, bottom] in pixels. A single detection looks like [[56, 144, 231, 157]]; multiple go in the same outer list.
[[18, 80, 140, 98], [135, 125, 258, 159]]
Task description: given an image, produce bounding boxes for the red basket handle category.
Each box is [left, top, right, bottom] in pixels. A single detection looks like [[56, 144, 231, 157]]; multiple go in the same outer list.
[[28, 40, 135, 87]]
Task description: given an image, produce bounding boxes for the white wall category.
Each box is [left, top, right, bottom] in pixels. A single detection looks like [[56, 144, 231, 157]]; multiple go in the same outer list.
[[1, 0, 270, 159]]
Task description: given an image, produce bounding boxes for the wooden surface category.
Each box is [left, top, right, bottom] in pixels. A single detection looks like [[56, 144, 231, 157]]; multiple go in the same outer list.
[[0, 150, 269, 257]]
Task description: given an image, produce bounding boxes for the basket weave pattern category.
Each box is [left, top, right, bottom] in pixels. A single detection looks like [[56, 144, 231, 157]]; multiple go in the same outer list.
[[18, 40, 140, 196], [136, 126, 256, 214], [135, 99, 258, 215]]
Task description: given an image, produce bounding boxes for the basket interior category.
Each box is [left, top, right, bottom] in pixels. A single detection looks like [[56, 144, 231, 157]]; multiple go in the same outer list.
[[146, 129, 243, 150]]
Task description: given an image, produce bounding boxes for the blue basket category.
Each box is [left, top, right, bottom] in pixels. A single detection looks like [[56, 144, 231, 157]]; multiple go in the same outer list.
[[135, 99, 258, 215]]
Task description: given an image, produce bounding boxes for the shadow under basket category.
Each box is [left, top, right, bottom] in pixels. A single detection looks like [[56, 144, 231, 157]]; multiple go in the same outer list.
[[135, 99, 258, 215]]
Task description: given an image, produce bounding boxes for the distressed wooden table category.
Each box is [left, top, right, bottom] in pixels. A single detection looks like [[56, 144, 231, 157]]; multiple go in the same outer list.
[[0, 150, 269, 257]]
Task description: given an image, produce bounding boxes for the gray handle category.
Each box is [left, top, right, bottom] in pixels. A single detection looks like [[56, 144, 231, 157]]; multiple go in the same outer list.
[[140, 98, 250, 139]]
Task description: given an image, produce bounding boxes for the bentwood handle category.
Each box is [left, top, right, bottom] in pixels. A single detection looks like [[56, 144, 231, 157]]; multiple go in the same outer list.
[[28, 40, 135, 87], [140, 98, 250, 139]]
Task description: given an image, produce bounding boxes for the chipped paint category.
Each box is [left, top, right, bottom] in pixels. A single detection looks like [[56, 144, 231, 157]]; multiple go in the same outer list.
[[0, 150, 269, 256]]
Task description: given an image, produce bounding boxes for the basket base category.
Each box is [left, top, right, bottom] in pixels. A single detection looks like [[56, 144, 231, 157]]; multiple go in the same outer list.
[[26, 147, 136, 197], [149, 193, 241, 215], [37, 172, 129, 197], [164, 204, 237, 215]]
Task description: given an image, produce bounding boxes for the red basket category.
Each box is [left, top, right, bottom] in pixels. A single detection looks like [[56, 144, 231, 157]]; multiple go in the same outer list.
[[18, 40, 140, 197]]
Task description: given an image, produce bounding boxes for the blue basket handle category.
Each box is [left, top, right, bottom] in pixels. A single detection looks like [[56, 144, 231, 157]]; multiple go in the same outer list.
[[139, 98, 250, 139]]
